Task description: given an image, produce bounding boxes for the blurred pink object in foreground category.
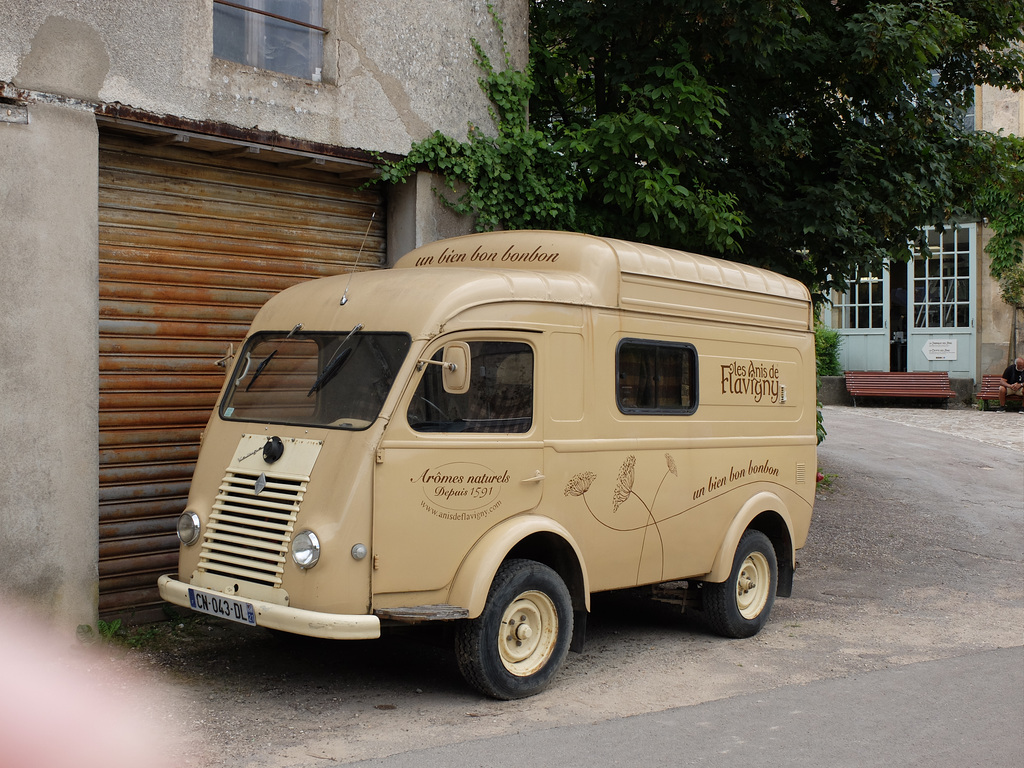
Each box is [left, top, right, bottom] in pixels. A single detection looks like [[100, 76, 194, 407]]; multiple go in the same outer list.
[[0, 601, 179, 768]]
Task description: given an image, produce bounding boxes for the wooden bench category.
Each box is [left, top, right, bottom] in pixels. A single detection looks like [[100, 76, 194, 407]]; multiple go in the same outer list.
[[844, 371, 957, 407], [976, 374, 1024, 411]]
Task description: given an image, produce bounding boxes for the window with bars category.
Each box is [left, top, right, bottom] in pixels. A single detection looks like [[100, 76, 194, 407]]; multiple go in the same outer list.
[[912, 228, 971, 329], [214, 0, 325, 81], [830, 272, 884, 330]]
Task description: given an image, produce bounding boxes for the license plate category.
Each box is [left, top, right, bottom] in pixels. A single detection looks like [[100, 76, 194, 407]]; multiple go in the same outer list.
[[188, 588, 257, 626]]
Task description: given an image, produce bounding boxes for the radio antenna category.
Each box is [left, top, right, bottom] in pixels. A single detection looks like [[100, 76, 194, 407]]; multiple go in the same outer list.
[[341, 212, 375, 306]]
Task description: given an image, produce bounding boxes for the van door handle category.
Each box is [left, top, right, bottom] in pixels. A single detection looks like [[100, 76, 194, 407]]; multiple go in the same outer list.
[[522, 471, 545, 484]]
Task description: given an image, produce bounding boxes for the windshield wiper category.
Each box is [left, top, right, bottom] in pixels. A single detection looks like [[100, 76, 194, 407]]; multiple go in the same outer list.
[[245, 350, 277, 392], [307, 323, 363, 397], [307, 347, 352, 396], [245, 323, 302, 392]]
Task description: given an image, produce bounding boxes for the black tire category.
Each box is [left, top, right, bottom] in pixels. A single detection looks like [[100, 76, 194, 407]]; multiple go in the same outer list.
[[703, 529, 778, 639], [455, 559, 573, 700]]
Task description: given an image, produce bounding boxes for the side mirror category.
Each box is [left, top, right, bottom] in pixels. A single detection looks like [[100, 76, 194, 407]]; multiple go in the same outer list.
[[442, 342, 471, 394], [215, 343, 236, 377]]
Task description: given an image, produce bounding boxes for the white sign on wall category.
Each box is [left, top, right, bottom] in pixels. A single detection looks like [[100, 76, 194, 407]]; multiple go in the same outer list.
[[923, 339, 957, 361]]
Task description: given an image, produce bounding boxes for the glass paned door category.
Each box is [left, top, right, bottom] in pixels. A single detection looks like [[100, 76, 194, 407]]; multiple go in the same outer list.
[[907, 225, 976, 378], [829, 270, 890, 371]]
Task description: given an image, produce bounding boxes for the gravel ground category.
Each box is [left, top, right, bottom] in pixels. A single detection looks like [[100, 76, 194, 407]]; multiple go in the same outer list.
[[87, 404, 1022, 767], [837, 401, 1024, 453]]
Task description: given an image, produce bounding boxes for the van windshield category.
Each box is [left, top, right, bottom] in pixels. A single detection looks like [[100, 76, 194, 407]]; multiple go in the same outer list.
[[221, 331, 412, 430]]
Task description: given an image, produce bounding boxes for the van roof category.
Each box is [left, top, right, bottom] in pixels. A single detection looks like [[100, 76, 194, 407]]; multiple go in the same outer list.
[[394, 230, 809, 304], [251, 231, 811, 336]]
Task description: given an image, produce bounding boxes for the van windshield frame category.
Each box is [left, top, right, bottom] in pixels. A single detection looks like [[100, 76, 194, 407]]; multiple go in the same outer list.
[[220, 330, 412, 430]]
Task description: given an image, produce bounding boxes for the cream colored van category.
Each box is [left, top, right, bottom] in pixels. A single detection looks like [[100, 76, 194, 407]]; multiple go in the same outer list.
[[159, 230, 816, 699]]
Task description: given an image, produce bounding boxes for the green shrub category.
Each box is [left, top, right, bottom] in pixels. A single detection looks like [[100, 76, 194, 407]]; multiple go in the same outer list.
[[815, 323, 843, 377]]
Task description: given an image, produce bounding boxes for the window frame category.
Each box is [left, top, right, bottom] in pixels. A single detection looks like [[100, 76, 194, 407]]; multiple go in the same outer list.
[[830, 270, 885, 330], [615, 338, 699, 416], [406, 338, 537, 435], [911, 226, 971, 330]]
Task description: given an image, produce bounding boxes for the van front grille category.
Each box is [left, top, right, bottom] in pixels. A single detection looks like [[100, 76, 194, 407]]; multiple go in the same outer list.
[[197, 470, 308, 588]]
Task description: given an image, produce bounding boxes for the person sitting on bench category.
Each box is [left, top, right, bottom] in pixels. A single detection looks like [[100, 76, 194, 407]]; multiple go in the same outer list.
[[997, 357, 1024, 411]]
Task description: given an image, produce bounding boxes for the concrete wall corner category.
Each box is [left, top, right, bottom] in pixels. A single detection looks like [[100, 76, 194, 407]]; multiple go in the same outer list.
[[0, 101, 100, 632], [386, 171, 477, 265]]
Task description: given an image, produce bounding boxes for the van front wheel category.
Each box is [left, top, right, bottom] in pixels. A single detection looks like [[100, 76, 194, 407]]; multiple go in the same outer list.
[[703, 530, 777, 639], [455, 559, 573, 700]]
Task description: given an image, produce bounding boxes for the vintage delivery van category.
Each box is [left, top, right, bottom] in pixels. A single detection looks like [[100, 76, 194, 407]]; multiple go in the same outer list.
[[158, 230, 817, 699]]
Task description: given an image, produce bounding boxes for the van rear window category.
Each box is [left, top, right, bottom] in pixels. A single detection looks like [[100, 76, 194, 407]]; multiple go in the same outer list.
[[616, 339, 697, 414]]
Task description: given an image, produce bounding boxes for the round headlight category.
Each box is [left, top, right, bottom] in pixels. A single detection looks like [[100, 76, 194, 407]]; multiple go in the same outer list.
[[176, 511, 201, 546], [291, 530, 321, 569]]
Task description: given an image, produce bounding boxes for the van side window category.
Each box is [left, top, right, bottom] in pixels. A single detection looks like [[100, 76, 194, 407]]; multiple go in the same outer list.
[[408, 341, 533, 433], [616, 339, 698, 414]]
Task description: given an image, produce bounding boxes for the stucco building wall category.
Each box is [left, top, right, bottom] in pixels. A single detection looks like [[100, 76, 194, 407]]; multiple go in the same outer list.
[[1, 1, 527, 154], [977, 83, 1024, 373]]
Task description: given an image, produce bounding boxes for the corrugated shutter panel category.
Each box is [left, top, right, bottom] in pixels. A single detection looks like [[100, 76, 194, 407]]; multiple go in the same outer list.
[[98, 126, 384, 619]]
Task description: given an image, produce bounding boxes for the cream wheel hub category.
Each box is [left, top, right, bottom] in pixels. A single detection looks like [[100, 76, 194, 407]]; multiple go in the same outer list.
[[515, 622, 534, 641], [498, 590, 559, 677], [736, 552, 771, 619]]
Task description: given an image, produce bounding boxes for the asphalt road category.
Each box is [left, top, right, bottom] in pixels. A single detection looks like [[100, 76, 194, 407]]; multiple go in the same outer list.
[[347, 647, 1024, 768], [136, 405, 1023, 767]]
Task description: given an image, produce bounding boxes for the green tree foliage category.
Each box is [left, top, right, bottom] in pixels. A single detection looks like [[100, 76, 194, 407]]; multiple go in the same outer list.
[[999, 260, 1024, 308], [531, 0, 1024, 295], [380, 2, 1024, 296]]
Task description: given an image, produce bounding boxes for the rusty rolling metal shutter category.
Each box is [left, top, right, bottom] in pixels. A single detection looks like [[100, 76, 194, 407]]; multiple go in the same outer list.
[[98, 125, 384, 619]]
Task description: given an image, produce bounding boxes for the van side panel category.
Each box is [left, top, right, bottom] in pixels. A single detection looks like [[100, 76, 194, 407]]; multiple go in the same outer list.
[[542, 303, 815, 593]]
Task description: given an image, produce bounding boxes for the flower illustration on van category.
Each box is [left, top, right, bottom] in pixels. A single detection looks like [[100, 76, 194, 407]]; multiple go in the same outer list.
[[665, 453, 678, 477], [563, 453, 679, 580], [564, 471, 596, 498], [612, 455, 635, 512]]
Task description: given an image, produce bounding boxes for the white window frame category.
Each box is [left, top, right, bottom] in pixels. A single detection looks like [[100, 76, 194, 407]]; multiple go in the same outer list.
[[830, 271, 886, 331], [911, 227, 972, 331]]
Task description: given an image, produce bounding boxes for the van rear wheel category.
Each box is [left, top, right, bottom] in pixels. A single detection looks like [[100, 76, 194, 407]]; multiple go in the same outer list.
[[703, 530, 777, 638], [455, 559, 573, 700]]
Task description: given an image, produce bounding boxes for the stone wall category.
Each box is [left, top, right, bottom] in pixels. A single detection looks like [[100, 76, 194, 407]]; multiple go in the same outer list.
[[976, 84, 1024, 374]]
